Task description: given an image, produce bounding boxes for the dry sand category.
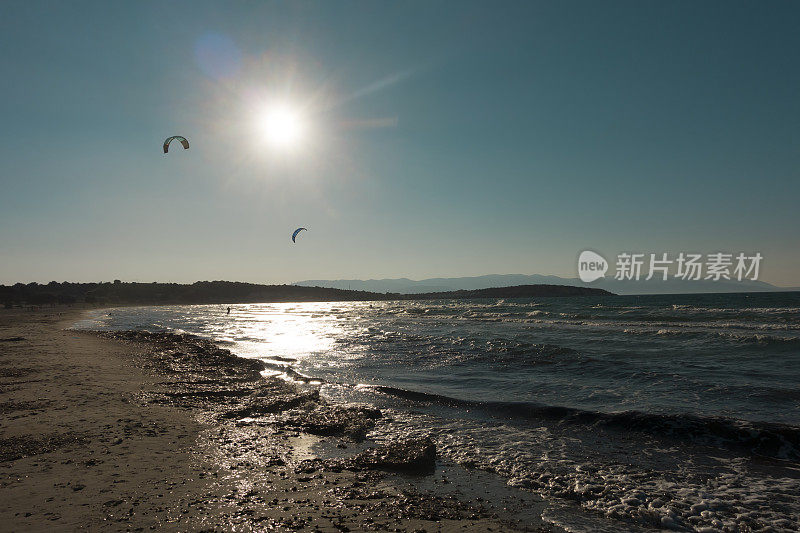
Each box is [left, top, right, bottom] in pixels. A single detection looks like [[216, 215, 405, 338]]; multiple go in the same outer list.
[[0, 307, 557, 532]]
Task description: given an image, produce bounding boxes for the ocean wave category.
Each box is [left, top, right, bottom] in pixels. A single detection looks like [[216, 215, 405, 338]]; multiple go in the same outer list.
[[619, 326, 800, 345], [712, 331, 800, 344], [526, 310, 548, 317], [367, 409, 800, 533], [367, 386, 800, 462]]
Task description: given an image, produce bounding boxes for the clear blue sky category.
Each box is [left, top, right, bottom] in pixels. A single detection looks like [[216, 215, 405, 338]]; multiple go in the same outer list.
[[1, 1, 798, 286]]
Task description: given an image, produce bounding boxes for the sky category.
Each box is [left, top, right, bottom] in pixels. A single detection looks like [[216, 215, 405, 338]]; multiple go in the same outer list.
[[1, 1, 799, 286]]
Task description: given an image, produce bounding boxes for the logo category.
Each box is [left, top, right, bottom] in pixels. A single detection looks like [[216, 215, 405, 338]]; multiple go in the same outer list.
[[578, 250, 608, 282], [575, 250, 762, 282]]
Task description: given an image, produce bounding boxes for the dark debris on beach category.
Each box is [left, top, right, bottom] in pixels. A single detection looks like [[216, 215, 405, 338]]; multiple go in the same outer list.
[[98, 330, 401, 449], [0, 432, 89, 463], [88, 330, 541, 531]]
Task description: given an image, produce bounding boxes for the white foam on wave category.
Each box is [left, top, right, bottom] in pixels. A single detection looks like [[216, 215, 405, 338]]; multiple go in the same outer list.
[[366, 409, 800, 533]]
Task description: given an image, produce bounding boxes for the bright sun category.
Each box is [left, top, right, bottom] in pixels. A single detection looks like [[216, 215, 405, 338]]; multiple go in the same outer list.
[[258, 105, 305, 149]]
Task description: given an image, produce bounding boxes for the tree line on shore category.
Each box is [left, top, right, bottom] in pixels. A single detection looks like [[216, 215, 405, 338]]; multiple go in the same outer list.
[[1, 280, 611, 308]]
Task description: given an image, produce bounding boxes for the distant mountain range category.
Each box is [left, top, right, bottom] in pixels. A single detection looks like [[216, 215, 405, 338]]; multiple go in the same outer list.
[[295, 274, 793, 295], [4, 276, 792, 308]]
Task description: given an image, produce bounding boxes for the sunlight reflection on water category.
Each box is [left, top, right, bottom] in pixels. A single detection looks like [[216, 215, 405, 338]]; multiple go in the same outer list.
[[223, 302, 351, 362]]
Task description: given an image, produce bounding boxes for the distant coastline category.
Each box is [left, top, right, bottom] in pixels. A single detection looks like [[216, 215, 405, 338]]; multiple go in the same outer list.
[[296, 273, 793, 295], [0, 281, 611, 308]]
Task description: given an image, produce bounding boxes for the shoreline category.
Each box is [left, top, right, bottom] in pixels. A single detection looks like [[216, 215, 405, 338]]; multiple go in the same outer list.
[[0, 307, 557, 531]]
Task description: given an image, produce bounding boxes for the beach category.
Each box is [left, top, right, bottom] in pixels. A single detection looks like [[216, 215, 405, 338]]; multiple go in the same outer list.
[[64, 297, 800, 532], [0, 307, 554, 532]]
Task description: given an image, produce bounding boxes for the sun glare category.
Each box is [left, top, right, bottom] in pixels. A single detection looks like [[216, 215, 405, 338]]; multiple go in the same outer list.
[[258, 104, 305, 149]]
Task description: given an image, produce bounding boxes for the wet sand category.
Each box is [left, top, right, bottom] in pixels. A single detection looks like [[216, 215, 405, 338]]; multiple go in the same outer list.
[[0, 307, 557, 532]]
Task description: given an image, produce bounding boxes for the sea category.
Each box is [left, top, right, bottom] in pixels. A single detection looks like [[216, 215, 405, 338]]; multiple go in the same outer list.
[[74, 292, 800, 532]]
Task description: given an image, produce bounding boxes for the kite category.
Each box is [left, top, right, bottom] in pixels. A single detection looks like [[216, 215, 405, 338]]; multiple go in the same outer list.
[[292, 227, 307, 243], [163, 136, 189, 154]]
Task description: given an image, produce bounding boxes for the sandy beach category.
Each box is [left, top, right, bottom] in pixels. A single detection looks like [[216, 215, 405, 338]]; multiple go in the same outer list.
[[0, 307, 555, 532]]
